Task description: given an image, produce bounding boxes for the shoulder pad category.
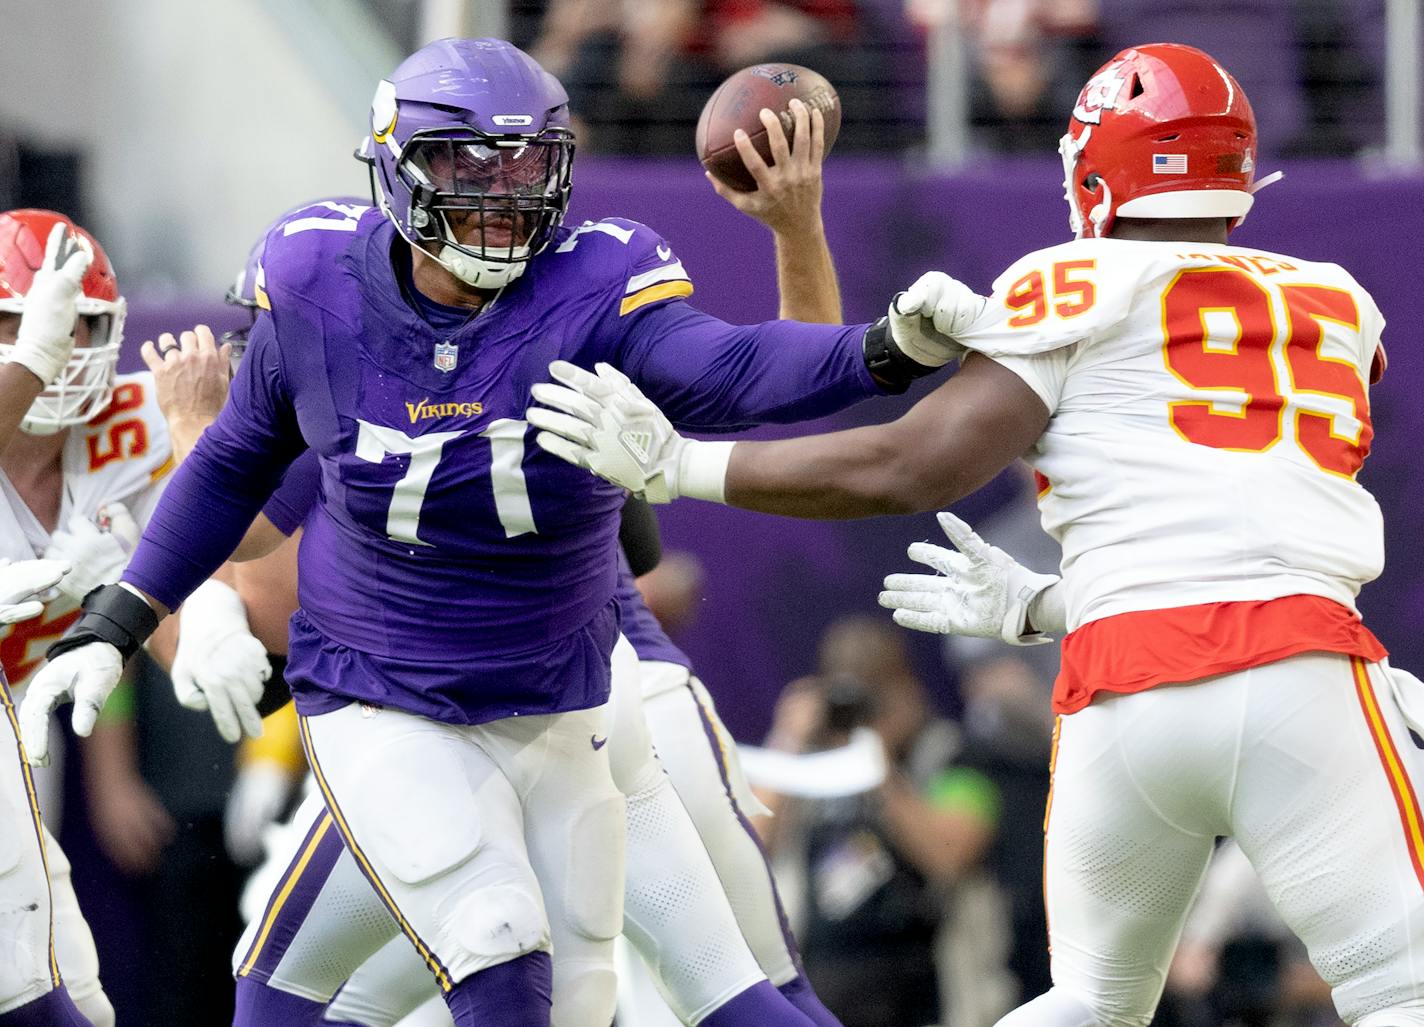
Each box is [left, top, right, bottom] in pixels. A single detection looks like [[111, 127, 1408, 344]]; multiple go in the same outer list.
[[545, 219, 693, 316], [76, 371, 175, 487], [556, 219, 694, 317], [258, 202, 376, 311], [962, 239, 1145, 358]]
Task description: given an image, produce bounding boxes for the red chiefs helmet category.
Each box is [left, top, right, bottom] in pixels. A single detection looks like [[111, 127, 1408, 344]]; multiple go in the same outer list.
[[0, 209, 125, 433], [1059, 44, 1278, 239]]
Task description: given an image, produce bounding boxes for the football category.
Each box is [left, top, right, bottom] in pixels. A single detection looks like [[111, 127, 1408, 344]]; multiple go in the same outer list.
[[696, 64, 842, 192]]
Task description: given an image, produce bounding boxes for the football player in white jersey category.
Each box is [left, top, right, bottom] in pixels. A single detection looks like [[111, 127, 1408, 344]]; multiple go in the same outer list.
[[530, 43, 1424, 1027], [0, 217, 95, 1027], [0, 210, 271, 1026]]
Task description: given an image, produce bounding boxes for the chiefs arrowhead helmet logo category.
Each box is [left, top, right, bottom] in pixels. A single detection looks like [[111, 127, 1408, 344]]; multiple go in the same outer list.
[[1072, 66, 1129, 126]]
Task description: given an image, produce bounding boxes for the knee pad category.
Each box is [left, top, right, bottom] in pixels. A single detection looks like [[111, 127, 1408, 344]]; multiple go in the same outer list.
[[74, 989, 116, 1027], [562, 797, 626, 941], [449, 884, 549, 964], [551, 964, 618, 1027]]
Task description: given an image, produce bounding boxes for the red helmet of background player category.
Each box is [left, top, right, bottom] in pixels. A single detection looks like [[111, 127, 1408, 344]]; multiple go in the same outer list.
[[1059, 44, 1276, 239], [0, 209, 126, 434]]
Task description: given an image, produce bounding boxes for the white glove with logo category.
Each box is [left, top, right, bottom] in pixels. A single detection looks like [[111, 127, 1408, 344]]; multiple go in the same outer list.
[[172, 579, 269, 744], [42, 503, 138, 603], [0, 557, 70, 623], [9, 223, 93, 385], [888, 271, 987, 368], [19, 640, 125, 766], [528, 361, 733, 504], [879, 511, 1064, 644]]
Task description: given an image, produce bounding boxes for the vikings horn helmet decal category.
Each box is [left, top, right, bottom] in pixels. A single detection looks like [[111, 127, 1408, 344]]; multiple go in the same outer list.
[[359, 38, 575, 290]]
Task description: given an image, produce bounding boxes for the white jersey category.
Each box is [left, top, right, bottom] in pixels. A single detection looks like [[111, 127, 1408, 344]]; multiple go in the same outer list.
[[958, 237, 1385, 632], [0, 372, 173, 686]]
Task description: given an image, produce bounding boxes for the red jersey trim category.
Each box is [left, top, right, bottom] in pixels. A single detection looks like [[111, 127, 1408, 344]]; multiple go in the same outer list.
[[1054, 595, 1388, 714]]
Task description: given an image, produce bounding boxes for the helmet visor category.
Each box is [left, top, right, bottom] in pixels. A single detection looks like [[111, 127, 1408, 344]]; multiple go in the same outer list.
[[396, 132, 574, 267], [408, 140, 565, 200]]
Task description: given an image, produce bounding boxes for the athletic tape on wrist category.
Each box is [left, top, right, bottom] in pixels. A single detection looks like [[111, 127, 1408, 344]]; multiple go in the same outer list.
[[677, 440, 735, 503]]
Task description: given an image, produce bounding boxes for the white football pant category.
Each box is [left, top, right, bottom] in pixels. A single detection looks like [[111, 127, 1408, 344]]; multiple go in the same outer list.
[[300, 693, 626, 1027], [242, 638, 777, 1025], [997, 653, 1424, 1027], [0, 685, 112, 1025]]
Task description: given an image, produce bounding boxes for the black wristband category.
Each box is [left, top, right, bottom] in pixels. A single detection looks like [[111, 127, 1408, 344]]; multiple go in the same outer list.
[[862, 316, 940, 395], [46, 583, 160, 663]]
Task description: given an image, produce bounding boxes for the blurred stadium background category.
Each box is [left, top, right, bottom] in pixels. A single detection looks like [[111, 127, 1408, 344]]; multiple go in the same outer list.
[[1, 1, 1420, 1024]]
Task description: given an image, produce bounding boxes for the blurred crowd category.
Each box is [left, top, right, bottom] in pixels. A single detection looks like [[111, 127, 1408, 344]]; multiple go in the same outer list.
[[490, 0, 1394, 157]]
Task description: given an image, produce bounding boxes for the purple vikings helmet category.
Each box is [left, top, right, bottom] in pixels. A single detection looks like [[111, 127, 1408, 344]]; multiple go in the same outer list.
[[360, 38, 575, 289], [223, 197, 369, 364]]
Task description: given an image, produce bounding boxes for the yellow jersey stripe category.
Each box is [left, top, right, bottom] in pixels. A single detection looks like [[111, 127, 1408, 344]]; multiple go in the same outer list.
[[297, 716, 454, 992], [149, 452, 176, 484], [620, 279, 693, 316], [254, 262, 270, 310], [1354, 657, 1424, 890]]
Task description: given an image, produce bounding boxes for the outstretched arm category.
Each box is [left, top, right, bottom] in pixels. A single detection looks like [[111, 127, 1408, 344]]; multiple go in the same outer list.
[[721, 354, 1047, 517], [619, 304, 880, 431], [532, 350, 1046, 515], [614, 267, 982, 433]]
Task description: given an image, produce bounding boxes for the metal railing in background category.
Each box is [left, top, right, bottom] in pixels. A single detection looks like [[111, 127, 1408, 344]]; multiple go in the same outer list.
[[922, 0, 1422, 172], [1385, 0, 1421, 166], [924, 0, 971, 169], [286, 0, 1419, 172]]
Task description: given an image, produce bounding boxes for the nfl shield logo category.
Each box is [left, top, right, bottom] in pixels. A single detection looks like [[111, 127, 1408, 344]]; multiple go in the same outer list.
[[433, 341, 458, 373]]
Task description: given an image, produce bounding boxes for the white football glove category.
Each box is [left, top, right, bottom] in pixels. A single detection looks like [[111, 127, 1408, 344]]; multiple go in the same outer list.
[[223, 760, 295, 866], [879, 511, 1064, 644], [19, 640, 125, 766], [528, 361, 733, 504], [172, 579, 269, 744], [888, 271, 987, 368], [42, 503, 137, 603], [8, 223, 93, 385], [0, 557, 70, 624]]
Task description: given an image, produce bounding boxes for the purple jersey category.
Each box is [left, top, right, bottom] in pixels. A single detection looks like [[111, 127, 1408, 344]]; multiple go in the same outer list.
[[261, 447, 688, 669], [261, 449, 320, 536], [126, 204, 875, 724]]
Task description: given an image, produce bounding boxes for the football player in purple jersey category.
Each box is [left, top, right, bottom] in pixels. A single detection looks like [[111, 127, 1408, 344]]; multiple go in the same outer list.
[[165, 93, 846, 1026], [21, 38, 958, 1027]]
